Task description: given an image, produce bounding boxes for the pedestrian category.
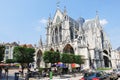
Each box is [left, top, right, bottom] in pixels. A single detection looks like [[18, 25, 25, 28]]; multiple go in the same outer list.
[[0, 67, 2, 78], [25, 73, 29, 80], [3, 67, 9, 80], [4, 67, 8, 77]]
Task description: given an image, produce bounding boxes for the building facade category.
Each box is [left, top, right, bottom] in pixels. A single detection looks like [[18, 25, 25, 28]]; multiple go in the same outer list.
[[111, 50, 120, 69], [35, 8, 113, 69], [4, 42, 19, 61]]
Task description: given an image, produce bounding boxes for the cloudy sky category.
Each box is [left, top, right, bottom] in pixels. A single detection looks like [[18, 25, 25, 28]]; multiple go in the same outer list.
[[0, 0, 120, 49]]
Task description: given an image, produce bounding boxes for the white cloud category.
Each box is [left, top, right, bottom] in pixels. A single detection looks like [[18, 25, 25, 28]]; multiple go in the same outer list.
[[35, 18, 47, 32], [39, 18, 47, 24], [100, 19, 108, 26], [86, 19, 108, 26]]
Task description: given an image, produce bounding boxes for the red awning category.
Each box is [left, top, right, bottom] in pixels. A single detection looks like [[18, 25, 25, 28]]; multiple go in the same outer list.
[[71, 63, 76, 68], [0, 63, 15, 66]]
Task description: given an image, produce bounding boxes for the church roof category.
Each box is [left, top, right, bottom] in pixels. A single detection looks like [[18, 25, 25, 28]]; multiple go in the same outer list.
[[52, 9, 63, 24]]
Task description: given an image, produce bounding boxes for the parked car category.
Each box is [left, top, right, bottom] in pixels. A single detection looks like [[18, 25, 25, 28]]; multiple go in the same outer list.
[[27, 71, 40, 78], [80, 71, 110, 80], [113, 68, 120, 77], [107, 72, 118, 80]]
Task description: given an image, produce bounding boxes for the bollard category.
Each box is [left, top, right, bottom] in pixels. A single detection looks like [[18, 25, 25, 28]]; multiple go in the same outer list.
[[14, 72, 19, 80], [49, 71, 53, 80]]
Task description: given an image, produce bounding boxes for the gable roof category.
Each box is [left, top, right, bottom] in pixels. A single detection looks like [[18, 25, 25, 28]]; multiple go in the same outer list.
[[52, 9, 63, 24]]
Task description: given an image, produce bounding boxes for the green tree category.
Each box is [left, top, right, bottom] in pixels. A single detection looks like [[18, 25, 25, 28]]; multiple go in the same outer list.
[[0, 45, 5, 76], [0, 45, 5, 62], [13, 46, 35, 73], [6, 59, 15, 63], [13, 46, 26, 74], [43, 51, 52, 64], [60, 53, 76, 73], [69, 54, 76, 63], [61, 53, 71, 64], [25, 48, 35, 71], [43, 51, 60, 67], [60, 53, 70, 70], [51, 51, 60, 63], [75, 55, 84, 69]]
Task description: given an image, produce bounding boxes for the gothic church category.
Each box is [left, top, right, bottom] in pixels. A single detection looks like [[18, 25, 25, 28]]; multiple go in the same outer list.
[[35, 7, 112, 69]]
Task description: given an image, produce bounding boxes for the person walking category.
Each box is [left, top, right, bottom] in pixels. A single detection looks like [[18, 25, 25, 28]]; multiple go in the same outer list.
[[0, 67, 2, 78], [5, 67, 8, 76], [4, 67, 9, 80]]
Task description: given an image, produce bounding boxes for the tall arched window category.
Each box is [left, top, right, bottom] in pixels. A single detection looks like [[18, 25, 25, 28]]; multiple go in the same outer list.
[[55, 27, 58, 43], [52, 31, 54, 43], [101, 31, 104, 49], [59, 25, 62, 42], [70, 26, 74, 40]]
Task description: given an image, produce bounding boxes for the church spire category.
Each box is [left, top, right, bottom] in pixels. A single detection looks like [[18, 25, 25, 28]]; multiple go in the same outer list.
[[64, 6, 67, 15], [56, 0, 60, 9], [96, 10, 99, 21], [96, 10, 98, 15], [39, 35, 43, 48], [63, 6, 68, 21], [48, 13, 51, 20], [95, 10, 100, 24], [64, 6, 67, 13], [47, 13, 52, 26], [95, 10, 102, 29]]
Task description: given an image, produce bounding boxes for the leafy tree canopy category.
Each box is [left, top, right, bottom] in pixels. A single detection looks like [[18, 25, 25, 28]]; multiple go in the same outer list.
[[61, 53, 71, 63], [43, 51, 60, 64], [6, 59, 15, 63], [13, 46, 35, 64], [0, 45, 5, 62], [43, 51, 52, 63], [75, 55, 84, 64]]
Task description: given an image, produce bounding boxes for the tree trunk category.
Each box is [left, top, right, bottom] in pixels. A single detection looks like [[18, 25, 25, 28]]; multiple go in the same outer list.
[[27, 63, 30, 73], [80, 64, 81, 71], [21, 64, 24, 77]]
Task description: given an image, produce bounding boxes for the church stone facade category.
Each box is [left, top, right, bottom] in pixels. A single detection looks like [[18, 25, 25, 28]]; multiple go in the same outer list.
[[34, 8, 112, 69]]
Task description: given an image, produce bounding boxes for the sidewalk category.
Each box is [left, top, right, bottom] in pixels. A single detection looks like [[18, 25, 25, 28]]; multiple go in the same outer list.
[[29, 73, 83, 80], [1, 69, 25, 80], [1, 69, 83, 80]]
